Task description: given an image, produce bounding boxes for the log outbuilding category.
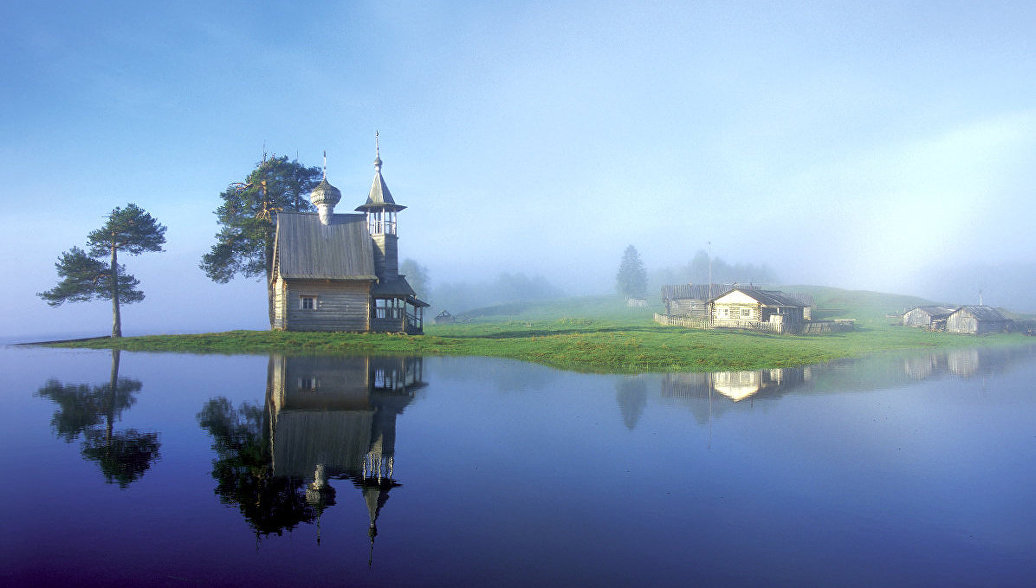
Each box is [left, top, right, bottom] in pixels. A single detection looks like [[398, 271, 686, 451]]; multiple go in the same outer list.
[[945, 305, 1012, 335], [902, 305, 957, 330]]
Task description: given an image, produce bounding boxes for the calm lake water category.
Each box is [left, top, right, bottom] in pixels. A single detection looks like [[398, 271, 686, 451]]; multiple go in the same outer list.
[[1, 344, 1034, 586]]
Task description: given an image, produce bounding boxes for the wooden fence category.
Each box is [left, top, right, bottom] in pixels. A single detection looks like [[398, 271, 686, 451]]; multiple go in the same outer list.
[[655, 314, 854, 335], [654, 313, 711, 329]]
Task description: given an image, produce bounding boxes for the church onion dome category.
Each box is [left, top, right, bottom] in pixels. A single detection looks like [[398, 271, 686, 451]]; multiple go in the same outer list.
[[310, 178, 342, 208]]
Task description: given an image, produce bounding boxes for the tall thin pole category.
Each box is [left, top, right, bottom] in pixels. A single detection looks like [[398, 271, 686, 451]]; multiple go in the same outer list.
[[707, 241, 712, 300]]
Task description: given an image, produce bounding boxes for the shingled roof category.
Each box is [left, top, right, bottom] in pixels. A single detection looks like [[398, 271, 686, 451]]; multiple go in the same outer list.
[[661, 284, 730, 300], [274, 212, 376, 280], [711, 288, 807, 307], [953, 305, 1010, 322], [909, 305, 957, 319]]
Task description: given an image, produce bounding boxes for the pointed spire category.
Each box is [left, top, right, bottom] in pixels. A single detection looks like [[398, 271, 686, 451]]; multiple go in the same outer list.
[[356, 132, 405, 213], [374, 130, 382, 172], [322, 150, 327, 180]]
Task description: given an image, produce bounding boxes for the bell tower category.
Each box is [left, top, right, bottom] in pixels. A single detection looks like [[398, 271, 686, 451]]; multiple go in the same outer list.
[[356, 132, 406, 279]]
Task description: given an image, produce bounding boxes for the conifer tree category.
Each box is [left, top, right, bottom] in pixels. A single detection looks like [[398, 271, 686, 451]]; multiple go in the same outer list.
[[615, 244, 648, 300], [200, 155, 322, 326], [39, 204, 166, 337]]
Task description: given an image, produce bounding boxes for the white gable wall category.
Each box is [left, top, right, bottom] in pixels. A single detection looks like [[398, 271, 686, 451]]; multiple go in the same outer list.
[[713, 290, 760, 305]]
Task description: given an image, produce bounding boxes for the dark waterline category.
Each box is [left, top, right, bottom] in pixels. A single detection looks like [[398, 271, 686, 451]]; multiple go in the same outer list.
[[1, 345, 1034, 586]]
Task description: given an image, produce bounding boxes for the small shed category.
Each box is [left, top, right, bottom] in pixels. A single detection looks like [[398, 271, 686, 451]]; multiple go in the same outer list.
[[945, 305, 1012, 335], [902, 305, 957, 330]]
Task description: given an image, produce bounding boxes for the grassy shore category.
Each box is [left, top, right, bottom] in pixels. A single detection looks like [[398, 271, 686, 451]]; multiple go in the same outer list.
[[43, 292, 1032, 373]]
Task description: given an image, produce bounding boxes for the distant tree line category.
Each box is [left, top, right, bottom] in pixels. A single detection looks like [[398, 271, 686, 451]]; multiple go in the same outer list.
[[432, 272, 564, 315], [653, 249, 778, 289]]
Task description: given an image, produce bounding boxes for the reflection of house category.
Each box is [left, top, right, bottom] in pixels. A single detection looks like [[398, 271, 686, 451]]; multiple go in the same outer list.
[[660, 367, 809, 408], [271, 141, 428, 333], [945, 305, 1012, 335], [710, 368, 807, 402], [902, 306, 956, 330], [708, 288, 807, 333], [903, 353, 939, 380], [266, 354, 425, 557], [947, 349, 980, 377]]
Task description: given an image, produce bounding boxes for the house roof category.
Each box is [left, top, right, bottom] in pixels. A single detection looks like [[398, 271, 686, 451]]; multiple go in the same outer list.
[[274, 212, 376, 280], [711, 288, 806, 307], [661, 284, 729, 300], [953, 305, 1010, 322], [908, 305, 957, 319]]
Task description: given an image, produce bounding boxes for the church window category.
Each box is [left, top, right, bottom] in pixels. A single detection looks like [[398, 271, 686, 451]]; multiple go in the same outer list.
[[300, 295, 317, 310]]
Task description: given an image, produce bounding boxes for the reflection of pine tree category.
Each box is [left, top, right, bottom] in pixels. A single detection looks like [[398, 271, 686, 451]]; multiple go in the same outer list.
[[616, 376, 648, 431], [81, 429, 160, 488], [197, 397, 322, 537], [35, 350, 160, 488]]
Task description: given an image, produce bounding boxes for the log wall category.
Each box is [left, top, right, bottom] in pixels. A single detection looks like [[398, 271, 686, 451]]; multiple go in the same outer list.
[[278, 279, 371, 332]]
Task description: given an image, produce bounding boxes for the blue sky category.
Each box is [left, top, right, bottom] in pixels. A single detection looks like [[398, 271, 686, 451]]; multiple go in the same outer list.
[[2, 1, 1034, 339]]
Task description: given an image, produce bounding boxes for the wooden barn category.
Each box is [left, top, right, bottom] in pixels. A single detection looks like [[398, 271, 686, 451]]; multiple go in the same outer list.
[[660, 284, 727, 318], [902, 305, 956, 330], [708, 288, 807, 333], [271, 143, 428, 333], [945, 305, 1012, 335]]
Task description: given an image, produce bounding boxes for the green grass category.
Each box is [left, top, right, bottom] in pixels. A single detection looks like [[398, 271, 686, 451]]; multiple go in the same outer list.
[[44, 289, 1033, 374]]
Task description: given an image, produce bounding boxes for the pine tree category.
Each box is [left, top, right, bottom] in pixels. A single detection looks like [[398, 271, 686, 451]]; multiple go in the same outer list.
[[39, 204, 166, 337], [616, 244, 647, 299], [200, 155, 322, 326]]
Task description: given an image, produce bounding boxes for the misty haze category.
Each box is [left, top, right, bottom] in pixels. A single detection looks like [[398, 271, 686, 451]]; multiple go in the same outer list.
[[2, 2, 1035, 586]]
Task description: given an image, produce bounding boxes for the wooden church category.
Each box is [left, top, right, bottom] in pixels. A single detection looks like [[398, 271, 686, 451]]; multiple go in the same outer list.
[[270, 140, 428, 333]]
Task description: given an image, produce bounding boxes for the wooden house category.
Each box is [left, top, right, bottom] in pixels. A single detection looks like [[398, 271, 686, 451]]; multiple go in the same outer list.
[[902, 305, 956, 330], [945, 305, 1012, 335], [708, 288, 807, 333], [271, 143, 428, 333]]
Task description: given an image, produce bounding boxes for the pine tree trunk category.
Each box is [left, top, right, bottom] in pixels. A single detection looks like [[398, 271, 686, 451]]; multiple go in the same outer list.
[[110, 245, 122, 338], [106, 349, 120, 444]]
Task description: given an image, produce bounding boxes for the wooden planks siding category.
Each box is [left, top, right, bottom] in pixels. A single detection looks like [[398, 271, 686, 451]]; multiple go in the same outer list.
[[371, 233, 398, 277], [283, 279, 372, 332]]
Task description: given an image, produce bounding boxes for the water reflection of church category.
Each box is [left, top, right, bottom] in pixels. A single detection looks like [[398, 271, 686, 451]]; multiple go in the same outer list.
[[266, 354, 425, 555]]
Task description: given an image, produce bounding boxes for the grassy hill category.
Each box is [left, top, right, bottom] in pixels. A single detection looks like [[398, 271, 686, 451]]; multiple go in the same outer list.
[[444, 285, 936, 326]]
